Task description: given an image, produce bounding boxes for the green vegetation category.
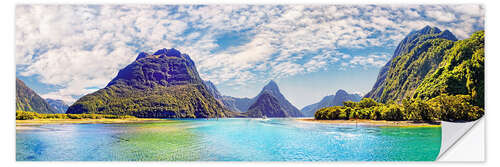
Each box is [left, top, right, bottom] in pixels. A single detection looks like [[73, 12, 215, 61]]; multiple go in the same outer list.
[[414, 31, 485, 107], [67, 84, 229, 118], [315, 95, 483, 122], [16, 78, 58, 114], [16, 110, 135, 120], [366, 29, 484, 108], [355, 29, 484, 122]]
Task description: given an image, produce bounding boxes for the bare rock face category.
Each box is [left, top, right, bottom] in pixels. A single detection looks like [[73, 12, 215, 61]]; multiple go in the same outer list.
[[107, 48, 201, 89]]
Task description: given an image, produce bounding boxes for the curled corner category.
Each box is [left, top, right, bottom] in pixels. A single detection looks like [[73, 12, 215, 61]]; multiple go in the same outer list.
[[437, 117, 483, 160]]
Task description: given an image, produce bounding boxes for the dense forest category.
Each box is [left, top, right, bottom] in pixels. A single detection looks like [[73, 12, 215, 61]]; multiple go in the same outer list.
[[315, 30, 484, 122], [314, 95, 483, 122]]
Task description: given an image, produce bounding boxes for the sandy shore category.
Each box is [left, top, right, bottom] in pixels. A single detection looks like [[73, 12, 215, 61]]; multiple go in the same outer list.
[[297, 118, 441, 127]]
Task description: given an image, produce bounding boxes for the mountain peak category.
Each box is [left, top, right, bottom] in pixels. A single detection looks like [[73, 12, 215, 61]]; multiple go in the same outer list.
[[107, 48, 201, 88], [335, 89, 348, 96], [153, 48, 181, 57], [135, 52, 150, 60], [246, 91, 290, 118], [414, 26, 457, 41], [263, 80, 279, 91], [418, 25, 440, 34]]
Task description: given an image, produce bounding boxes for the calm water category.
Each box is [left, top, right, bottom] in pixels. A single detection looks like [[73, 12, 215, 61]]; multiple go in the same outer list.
[[16, 118, 441, 161]]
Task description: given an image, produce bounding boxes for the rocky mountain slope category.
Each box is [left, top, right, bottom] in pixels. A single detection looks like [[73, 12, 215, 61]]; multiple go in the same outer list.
[[66, 48, 232, 118], [245, 91, 290, 118]]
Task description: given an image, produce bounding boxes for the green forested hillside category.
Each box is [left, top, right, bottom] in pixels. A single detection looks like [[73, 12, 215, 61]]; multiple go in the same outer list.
[[16, 78, 58, 114], [376, 38, 454, 103], [366, 28, 484, 107], [414, 31, 484, 107], [316, 28, 484, 122], [366, 26, 458, 100]]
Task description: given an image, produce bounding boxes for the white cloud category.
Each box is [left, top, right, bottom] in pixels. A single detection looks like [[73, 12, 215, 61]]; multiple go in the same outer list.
[[425, 10, 456, 22], [349, 54, 390, 68]]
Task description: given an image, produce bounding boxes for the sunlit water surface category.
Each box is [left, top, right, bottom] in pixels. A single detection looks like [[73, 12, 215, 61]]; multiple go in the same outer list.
[[16, 118, 441, 161]]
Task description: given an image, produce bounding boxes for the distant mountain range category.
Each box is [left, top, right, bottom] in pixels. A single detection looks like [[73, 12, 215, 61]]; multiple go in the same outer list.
[[204, 80, 303, 117], [364, 26, 484, 108], [16, 78, 58, 114], [45, 98, 69, 114], [66, 48, 232, 118], [300, 90, 361, 117], [203, 80, 253, 113]]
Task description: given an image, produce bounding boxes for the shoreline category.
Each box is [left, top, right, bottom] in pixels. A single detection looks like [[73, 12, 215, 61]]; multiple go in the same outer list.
[[16, 118, 169, 126], [16, 118, 441, 129], [296, 118, 441, 127]]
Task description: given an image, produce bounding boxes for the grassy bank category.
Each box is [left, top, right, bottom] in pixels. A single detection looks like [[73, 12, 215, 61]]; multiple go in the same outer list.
[[16, 110, 137, 120], [16, 111, 168, 125], [16, 118, 168, 125]]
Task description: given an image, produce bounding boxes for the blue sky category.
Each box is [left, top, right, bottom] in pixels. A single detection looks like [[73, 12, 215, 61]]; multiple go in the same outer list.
[[15, 5, 484, 108]]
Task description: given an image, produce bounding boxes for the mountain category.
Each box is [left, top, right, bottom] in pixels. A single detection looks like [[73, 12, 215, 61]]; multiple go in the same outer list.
[[203, 80, 223, 101], [46, 98, 69, 113], [241, 80, 303, 117], [203, 80, 253, 112], [253, 80, 303, 117], [414, 30, 484, 107], [220, 96, 253, 112], [66, 48, 232, 118], [364, 26, 484, 107], [204, 80, 299, 116], [365, 26, 458, 101], [301, 90, 362, 117], [300, 95, 335, 117], [16, 78, 58, 114], [245, 91, 290, 118]]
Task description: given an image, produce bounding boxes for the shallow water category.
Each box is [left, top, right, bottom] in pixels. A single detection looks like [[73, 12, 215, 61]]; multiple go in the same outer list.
[[16, 118, 441, 161]]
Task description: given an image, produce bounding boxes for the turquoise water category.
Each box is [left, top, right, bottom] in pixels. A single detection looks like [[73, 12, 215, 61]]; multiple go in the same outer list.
[[16, 118, 441, 161]]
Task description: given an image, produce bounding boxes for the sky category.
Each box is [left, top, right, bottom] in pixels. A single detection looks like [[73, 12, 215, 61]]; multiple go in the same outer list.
[[15, 5, 484, 108]]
